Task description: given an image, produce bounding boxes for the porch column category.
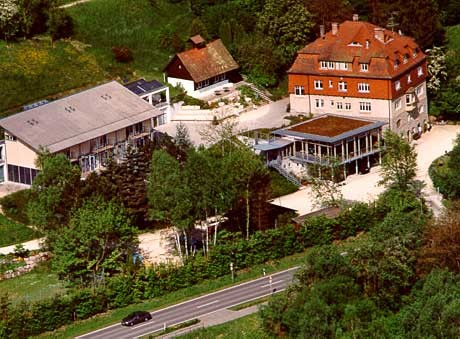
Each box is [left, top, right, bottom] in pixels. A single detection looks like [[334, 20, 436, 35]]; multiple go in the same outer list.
[[357, 137, 361, 156], [342, 141, 345, 162], [366, 134, 369, 153], [354, 137, 357, 158], [148, 94, 153, 105], [345, 141, 349, 160]]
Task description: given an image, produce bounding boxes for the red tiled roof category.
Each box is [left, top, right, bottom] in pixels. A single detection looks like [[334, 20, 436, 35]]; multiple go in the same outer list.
[[289, 20, 425, 79], [174, 39, 239, 83]]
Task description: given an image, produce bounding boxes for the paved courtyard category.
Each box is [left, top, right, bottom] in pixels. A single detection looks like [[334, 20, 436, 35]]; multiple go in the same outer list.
[[156, 98, 290, 146], [272, 125, 460, 216]]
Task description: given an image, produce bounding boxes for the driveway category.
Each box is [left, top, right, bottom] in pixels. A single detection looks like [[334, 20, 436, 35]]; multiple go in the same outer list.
[[156, 98, 290, 146], [273, 125, 460, 216]]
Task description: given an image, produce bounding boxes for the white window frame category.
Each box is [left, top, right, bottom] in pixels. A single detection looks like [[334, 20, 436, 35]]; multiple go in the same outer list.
[[394, 98, 402, 110], [314, 80, 323, 90], [329, 80, 333, 88], [338, 81, 347, 92], [336, 102, 343, 110], [417, 66, 423, 77], [315, 99, 324, 108], [359, 102, 371, 112], [327, 61, 334, 69], [360, 63, 369, 72], [345, 103, 351, 111], [320, 61, 328, 69], [416, 85, 423, 96], [294, 85, 305, 96], [358, 83, 370, 93], [395, 80, 401, 91], [406, 93, 415, 105], [407, 74, 412, 84]]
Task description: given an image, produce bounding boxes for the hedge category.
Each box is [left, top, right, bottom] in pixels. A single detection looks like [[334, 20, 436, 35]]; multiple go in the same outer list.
[[0, 203, 376, 337]]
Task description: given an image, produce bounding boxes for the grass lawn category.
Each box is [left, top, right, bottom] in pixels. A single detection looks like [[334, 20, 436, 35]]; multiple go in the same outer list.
[[0, 264, 67, 305], [66, 0, 192, 81], [178, 313, 267, 339], [38, 250, 308, 338], [0, 39, 105, 115], [0, 214, 39, 247]]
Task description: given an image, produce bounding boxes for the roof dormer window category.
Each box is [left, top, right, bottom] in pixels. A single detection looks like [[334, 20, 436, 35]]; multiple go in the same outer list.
[[320, 61, 327, 69], [360, 63, 369, 72], [394, 59, 400, 69], [413, 50, 417, 58], [403, 54, 409, 64]]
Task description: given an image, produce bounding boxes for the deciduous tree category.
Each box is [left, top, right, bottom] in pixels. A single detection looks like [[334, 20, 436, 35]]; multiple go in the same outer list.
[[379, 130, 418, 191], [27, 151, 82, 232], [50, 197, 138, 283]]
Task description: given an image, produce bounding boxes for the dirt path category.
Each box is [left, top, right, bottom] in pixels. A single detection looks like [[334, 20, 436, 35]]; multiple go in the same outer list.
[[59, 0, 92, 9]]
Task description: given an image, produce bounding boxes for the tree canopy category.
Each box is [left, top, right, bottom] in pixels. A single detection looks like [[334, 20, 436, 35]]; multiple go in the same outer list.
[[379, 130, 418, 191], [50, 197, 138, 283]]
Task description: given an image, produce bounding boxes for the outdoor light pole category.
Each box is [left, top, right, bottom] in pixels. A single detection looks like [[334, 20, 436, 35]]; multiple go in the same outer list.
[[230, 262, 234, 282]]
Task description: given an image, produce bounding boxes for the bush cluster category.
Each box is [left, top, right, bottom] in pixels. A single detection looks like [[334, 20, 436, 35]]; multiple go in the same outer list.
[[0, 203, 373, 337]]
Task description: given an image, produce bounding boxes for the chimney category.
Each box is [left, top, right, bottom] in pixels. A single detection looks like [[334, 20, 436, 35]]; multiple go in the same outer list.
[[353, 14, 359, 21], [320, 25, 325, 38], [374, 27, 385, 42], [331, 22, 338, 36]]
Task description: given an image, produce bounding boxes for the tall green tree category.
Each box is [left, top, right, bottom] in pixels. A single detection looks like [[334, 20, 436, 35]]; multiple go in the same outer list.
[[257, 0, 314, 61], [27, 151, 81, 232], [148, 149, 193, 261], [50, 197, 138, 283], [225, 145, 269, 239], [379, 130, 418, 191]]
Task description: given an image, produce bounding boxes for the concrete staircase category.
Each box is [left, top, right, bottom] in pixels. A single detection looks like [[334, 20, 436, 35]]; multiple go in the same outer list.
[[237, 81, 273, 103], [268, 161, 302, 186]]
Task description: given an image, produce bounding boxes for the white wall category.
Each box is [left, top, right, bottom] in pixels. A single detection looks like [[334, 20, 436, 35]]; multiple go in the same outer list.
[[167, 77, 194, 96], [5, 139, 38, 169]]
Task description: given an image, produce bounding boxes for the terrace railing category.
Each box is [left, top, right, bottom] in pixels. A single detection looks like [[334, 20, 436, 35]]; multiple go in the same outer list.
[[268, 160, 301, 186]]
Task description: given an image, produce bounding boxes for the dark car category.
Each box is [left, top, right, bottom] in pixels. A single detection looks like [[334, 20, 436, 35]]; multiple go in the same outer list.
[[121, 311, 152, 326]]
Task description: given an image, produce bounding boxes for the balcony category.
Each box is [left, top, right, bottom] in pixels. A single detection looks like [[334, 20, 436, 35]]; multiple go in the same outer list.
[[128, 129, 149, 140], [405, 101, 416, 112]]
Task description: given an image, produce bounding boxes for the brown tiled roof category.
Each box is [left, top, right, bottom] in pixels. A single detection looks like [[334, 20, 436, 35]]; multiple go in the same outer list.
[[289, 20, 425, 79], [174, 39, 239, 83], [288, 115, 373, 137]]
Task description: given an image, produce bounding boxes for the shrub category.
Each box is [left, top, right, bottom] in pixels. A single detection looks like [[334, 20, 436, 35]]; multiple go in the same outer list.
[[112, 45, 133, 63], [48, 9, 74, 41], [0, 189, 32, 224]]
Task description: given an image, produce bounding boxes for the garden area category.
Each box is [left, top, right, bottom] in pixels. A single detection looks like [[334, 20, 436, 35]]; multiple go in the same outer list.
[[0, 214, 38, 247]]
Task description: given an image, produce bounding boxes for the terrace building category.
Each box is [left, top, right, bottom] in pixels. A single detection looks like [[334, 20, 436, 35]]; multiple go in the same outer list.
[[0, 81, 166, 185], [288, 15, 428, 141], [255, 114, 386, 181]]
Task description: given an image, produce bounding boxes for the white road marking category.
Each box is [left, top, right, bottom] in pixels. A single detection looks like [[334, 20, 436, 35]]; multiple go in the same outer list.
[[197, 300, 219, 308], [261, 280, 284, 288]]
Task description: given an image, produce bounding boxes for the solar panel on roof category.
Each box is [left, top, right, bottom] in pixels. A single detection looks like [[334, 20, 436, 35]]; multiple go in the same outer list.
[[23, 99, 49, 111]]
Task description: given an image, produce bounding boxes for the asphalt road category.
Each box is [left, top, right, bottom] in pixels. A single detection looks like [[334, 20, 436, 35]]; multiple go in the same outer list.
[[77, 266, 298, 339]]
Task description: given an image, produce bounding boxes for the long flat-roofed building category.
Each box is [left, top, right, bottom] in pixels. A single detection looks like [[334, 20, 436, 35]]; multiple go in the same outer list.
[[0, 81, 166, 185], [255, 114, 387, 180]]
